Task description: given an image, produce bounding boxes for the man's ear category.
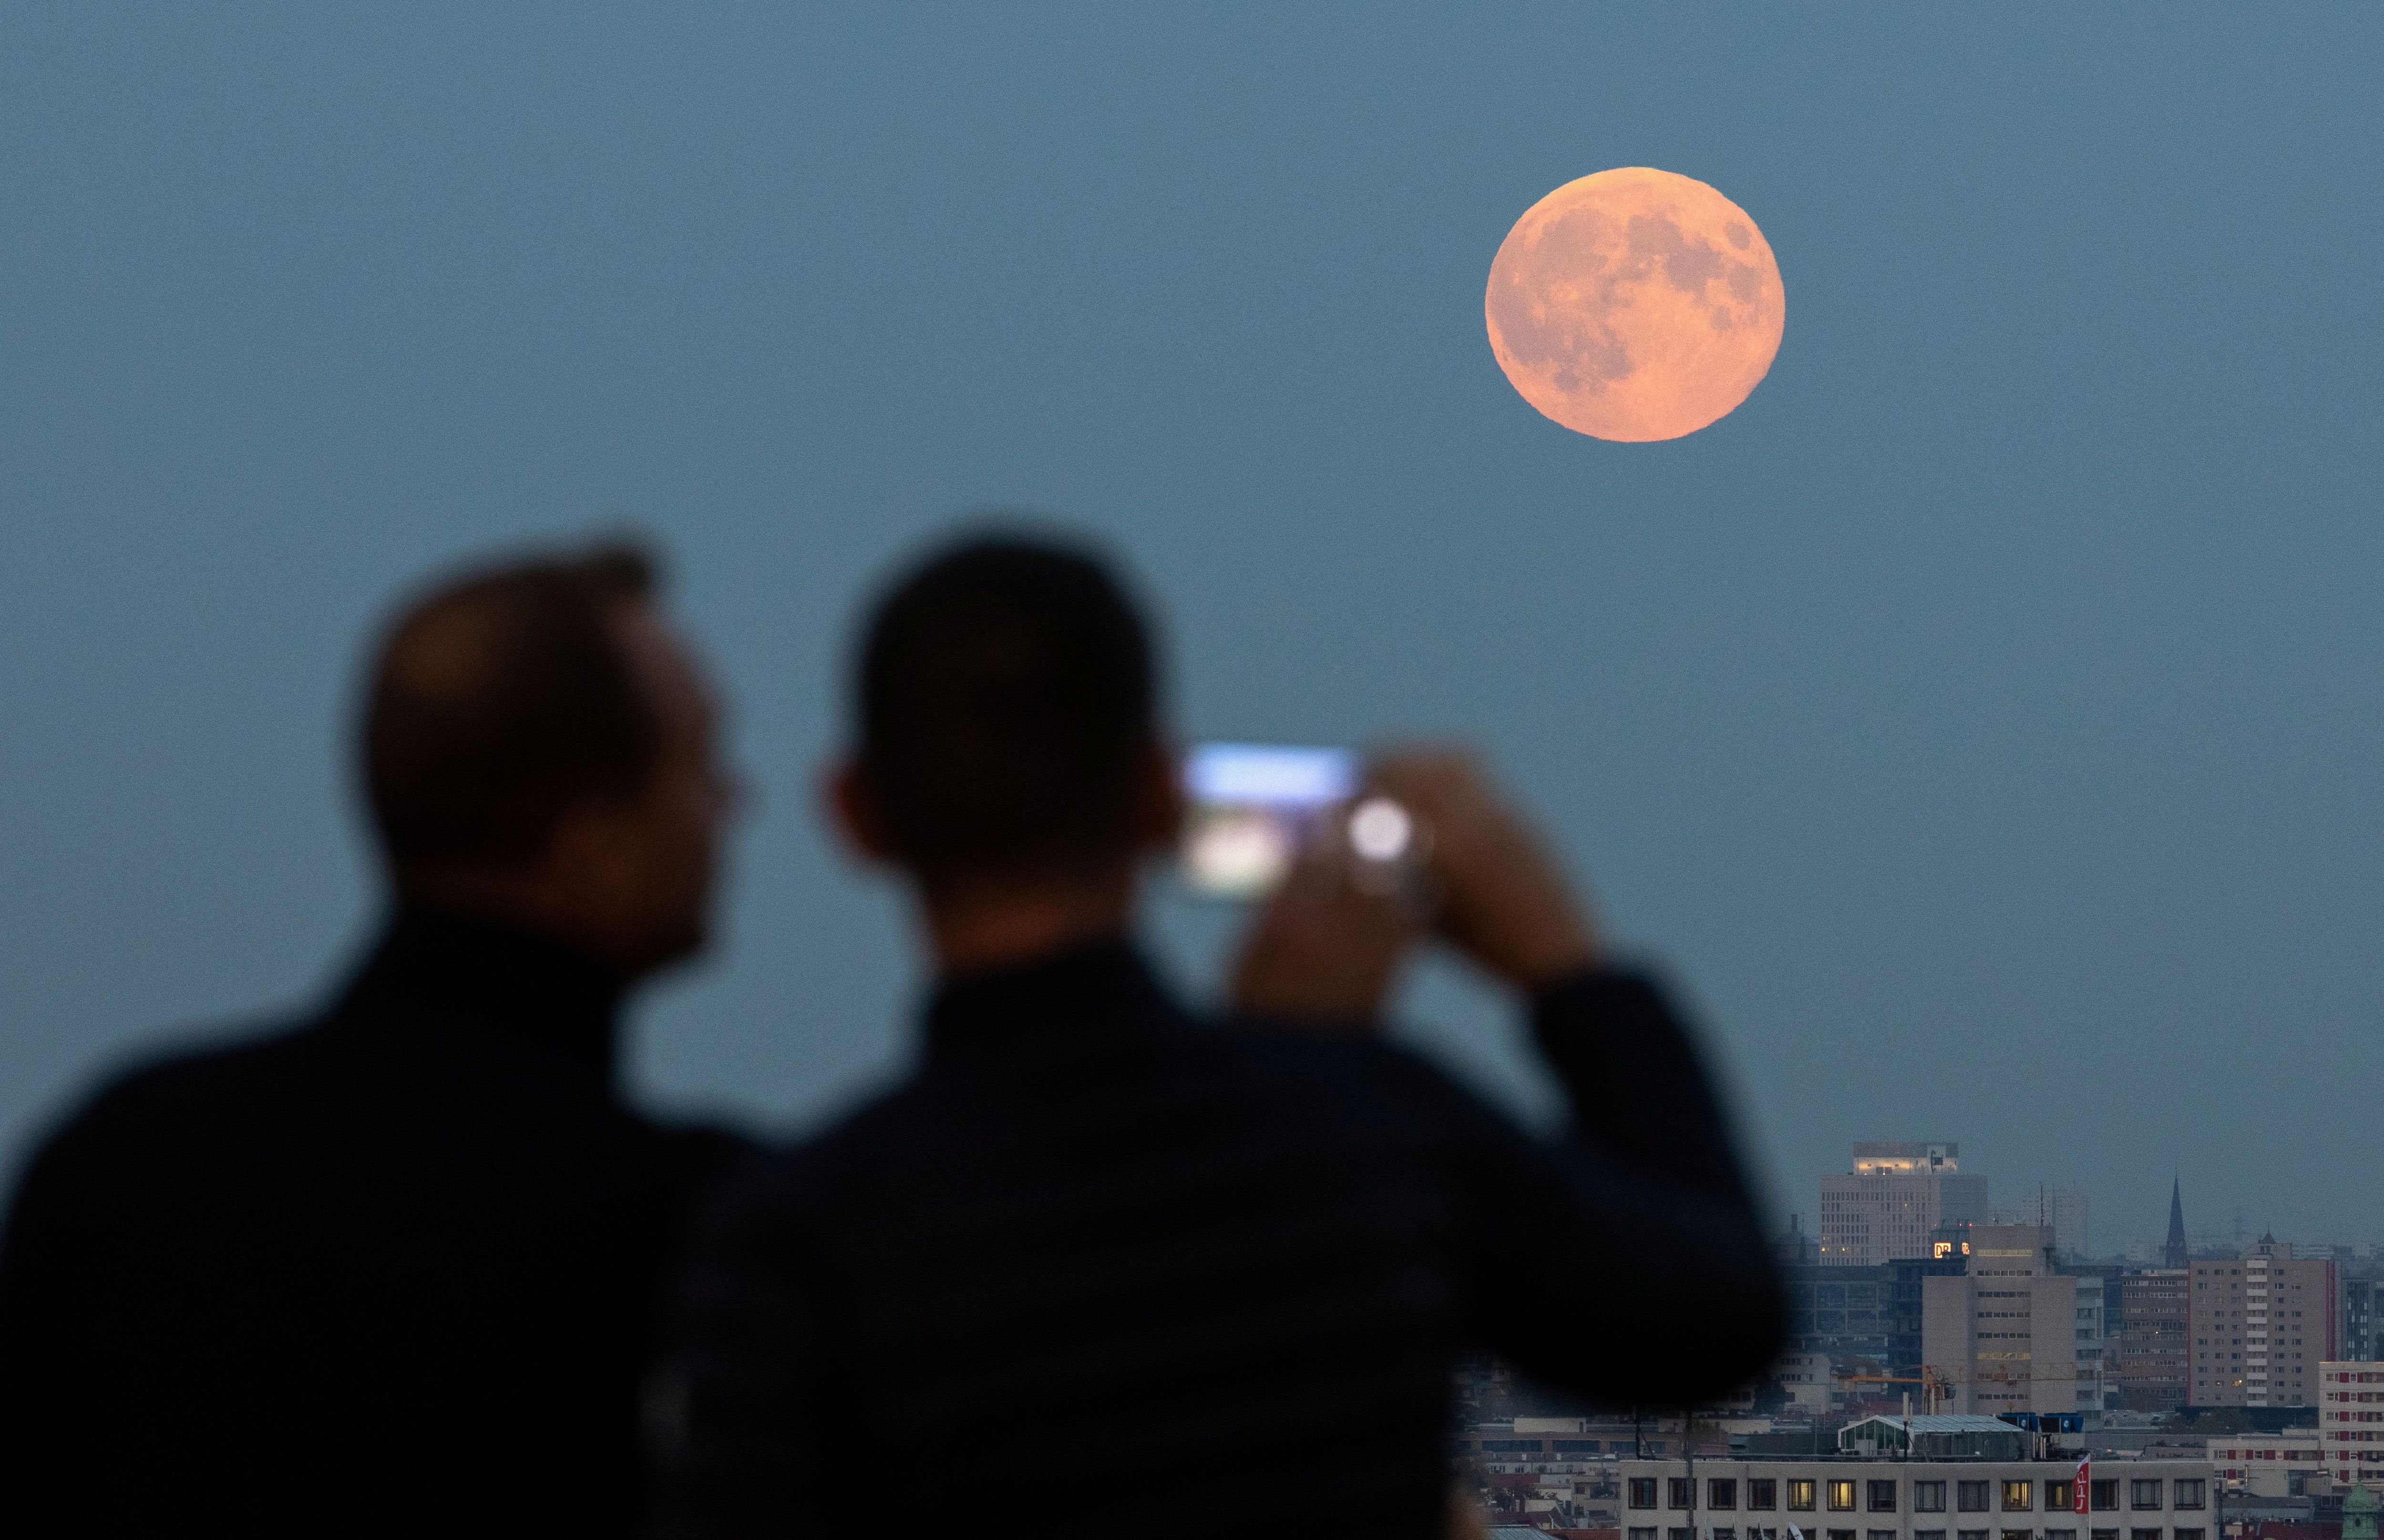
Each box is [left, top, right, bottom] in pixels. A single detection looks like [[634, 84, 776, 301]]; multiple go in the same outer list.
[[822, 756, 896, 866], [1134, 739, 1185, 854]]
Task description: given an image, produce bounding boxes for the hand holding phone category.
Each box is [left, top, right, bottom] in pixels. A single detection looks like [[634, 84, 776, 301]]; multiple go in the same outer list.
[[1227, 827, 1422, 1023], [1365, 750, 1599, 989], [1178, 743, 1359, 899], [1222, 745, 1602, 1020], [1179, 742, 1434, 904]]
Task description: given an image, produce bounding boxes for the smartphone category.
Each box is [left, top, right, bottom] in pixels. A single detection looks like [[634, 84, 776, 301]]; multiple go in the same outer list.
[[1178, 742, 1357, 899]]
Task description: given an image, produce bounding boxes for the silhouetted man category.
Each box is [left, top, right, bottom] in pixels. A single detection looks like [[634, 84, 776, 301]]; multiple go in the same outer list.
[[652, 534, 1784, 1539], [0, 543, 749, 1537]]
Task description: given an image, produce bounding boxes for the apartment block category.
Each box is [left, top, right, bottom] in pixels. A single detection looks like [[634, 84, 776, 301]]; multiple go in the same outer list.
[[1922, 1225, 2086, 1416], [2189, 1239, 2339, 1408], [2321, 1361, 2384, 1491], [1820, 1143, 1991, 1267]]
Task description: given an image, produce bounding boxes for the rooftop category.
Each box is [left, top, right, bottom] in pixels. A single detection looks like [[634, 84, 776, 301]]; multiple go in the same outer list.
[[1848, 1415, 2034, 1436]]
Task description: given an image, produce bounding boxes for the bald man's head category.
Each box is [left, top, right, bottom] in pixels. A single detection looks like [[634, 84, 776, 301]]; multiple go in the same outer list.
[[363, 544, 661, 877]]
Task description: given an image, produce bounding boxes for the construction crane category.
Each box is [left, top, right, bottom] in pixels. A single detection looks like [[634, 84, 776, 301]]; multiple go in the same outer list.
[[1830, 1366, 1954, 1414]]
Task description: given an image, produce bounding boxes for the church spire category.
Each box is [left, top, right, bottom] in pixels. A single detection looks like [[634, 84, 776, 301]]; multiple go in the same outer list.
[[2165, 1175, 2189, 1268]]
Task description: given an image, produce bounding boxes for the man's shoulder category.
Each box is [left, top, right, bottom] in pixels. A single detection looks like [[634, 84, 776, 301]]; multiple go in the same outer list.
[[827, 1015, 1442, 1132], [717, 1017, 1486, 1226], [1205, 1016, 1489, 1120], [45, 1013, 324, 1136], [19, 999, 728, 1201], [10, 1013, 329, 1202]]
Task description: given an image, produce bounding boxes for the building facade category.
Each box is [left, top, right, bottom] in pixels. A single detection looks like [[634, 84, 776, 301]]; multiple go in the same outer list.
[[2190, 1240, 2339, 1408], [2205, 1430, 2326, 1498], [1776, 1351, 1841, 1415], [1820, 1143, 1992, 1267], [1993, 1190, 2093, 1260], [1784, 1257, 1971, 1381], [2118, 1271, 2192, 1413], [2321, 1361, 2384, 1490], [2052, 1265, 2117, 1412], [2347, 1273, 2377, 1363], [1788, 1265, 1896, 1369], [1923, 1226, 2086, 1417], [1618, 1454, 2214, 1540]]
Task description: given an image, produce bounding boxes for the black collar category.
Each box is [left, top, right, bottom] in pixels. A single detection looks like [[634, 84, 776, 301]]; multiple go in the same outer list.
[[923, 935, 1178, 1057], [337, 905, 627, 1084]]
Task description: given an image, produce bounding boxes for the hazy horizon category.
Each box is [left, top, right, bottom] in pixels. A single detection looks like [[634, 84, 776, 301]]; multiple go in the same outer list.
[[4, 6, 2381, 1245]]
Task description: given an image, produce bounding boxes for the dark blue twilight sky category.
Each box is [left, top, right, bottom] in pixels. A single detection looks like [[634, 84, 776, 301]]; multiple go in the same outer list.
[[3, 7, 2380, 1248]]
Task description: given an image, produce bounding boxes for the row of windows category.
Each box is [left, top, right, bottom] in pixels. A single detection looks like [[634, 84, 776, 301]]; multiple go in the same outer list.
[[1478, 1437, 1641, 1453], [1628, 1480, 2202, 1514], [1628, 1528, 2203, 1540]]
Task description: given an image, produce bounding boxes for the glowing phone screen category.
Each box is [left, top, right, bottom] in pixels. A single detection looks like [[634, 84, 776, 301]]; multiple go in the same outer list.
[[1178, 743, 1356, 898]]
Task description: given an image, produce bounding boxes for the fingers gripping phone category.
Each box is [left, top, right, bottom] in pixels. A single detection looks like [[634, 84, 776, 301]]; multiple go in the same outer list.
[[1178, 743, 1425, 901]]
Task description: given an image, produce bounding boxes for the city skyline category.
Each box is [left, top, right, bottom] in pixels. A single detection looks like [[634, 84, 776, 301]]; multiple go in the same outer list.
[[1793, 1144, 2374, 1268], [1800, 1142, 2380, 1264]]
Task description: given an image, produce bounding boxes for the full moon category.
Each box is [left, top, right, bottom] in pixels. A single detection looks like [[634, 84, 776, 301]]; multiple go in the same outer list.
[[1485, 167, 1784, 442]]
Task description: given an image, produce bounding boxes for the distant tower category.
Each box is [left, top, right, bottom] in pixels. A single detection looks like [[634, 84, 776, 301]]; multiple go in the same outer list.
[[2164, 1177, 2189, 1268]]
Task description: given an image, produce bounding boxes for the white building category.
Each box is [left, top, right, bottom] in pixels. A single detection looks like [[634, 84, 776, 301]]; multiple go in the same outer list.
[[2320, 1361, 2384, 1490], [1820, 1143, 1991, 1267]]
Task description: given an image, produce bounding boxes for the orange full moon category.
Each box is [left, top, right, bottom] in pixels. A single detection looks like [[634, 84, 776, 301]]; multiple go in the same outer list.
[[1485, 167, 1784, 442]]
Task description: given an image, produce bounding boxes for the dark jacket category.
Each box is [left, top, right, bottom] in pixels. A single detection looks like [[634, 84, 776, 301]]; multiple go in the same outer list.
[[653, 938, 1781, 1539], [0, 907, 750, 1538]]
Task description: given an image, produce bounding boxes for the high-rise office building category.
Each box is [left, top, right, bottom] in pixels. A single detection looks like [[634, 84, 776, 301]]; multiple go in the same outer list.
[[2118, 1270, 2192, 1412], [1779, 1255, 1968, 1382], [2349, 1273, 2377, 1362], [2189, 1238, 2339, 1408], [1922, 1224, 2086, 1416], [1818, 1142, 1989, 1267]]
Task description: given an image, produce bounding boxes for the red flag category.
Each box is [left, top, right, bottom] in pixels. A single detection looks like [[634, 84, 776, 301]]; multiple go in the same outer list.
[[2075, 1458, 2091, 1515]]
